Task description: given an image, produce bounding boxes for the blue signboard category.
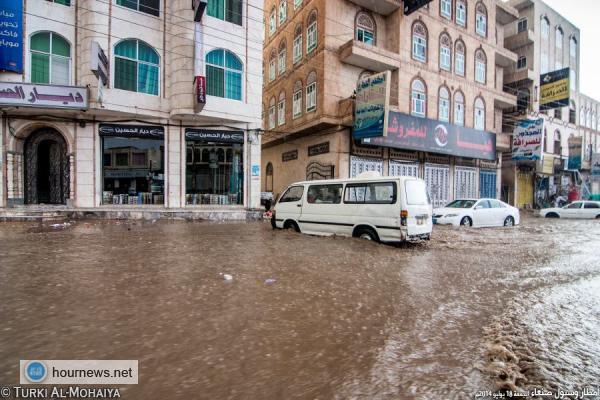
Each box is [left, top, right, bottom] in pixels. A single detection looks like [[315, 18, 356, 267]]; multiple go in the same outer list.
[[0, 0, 23, 73]]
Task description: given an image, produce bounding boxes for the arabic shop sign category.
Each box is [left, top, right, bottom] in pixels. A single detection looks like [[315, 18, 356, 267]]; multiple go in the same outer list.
[[99, 123, 164, 139], [512, 119, 543, 161], [308, 142, 330, 157], [0, 2, 23, 73], [592, 153, 600, 177], [185, 129, 244, 144], [363, 111, 496, 161], [0, 82, 88, 109], [353, 71, 390, 139], [282, 149, 298, 162], [567, 136, 583, 170], [540, 68, 570, 111]]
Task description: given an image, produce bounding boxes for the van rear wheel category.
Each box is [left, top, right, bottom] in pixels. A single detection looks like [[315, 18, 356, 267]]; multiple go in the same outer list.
[[354, 227, 379, 243], [283, 220, 300, 232]]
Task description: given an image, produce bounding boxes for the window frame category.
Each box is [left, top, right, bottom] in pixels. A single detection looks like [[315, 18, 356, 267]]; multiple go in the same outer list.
[[30, 31, 72, 85], [411, 79, 427, 118], [279, 0, 287, 25], [277, 94, 286, 126], [439, 33, 452, 71], [306, 184, 343, 204], [306, 81, 316, 112], [440, 0, 452, 19], [412, 22, 427, 63], [205, 48, 243, 101], [115, 0, 160, 17], [455, 0, 466, 27], [475, 2, 487, 37], [113, 39, 160, 96], [474, 97, 485, 131], [454, 91, 465, 126], [293, 26, 303, 64], [343, 182, 397, 205], [438, 86, 450, 122], [517, 18, 528, 33], [279, 185, 304, 203], [455, 41, 465, 76], [306, 11, 318, 53], [517, 56, 527, 70], [278, 42, 286, 75], [475, 49, 486, 84], [355, 12, 376, 46], [293, 84, 302, 119]]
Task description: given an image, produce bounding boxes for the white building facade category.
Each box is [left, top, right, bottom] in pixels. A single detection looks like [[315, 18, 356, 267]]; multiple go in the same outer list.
[[0, 0, 263, 218]]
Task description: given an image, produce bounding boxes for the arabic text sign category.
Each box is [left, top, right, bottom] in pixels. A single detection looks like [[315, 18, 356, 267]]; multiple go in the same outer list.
[[99, 124, 164, 139], [592, 153, 600, 177], [353, 71, 390, 139], [363, 111, 496, 160], [540, 68, 570, 111], [0, 82, 89, 109], [567, 136, 582, 170], [512, 119, 543, 161], [185, 129, 244, 144], [0, 2, 23, 73]]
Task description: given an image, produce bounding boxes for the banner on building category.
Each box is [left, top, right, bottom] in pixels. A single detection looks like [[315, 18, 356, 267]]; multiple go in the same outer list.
[[404, 0, 434, 15], [99, 124, 164, 139], [185, 129, 244, 143], [0, 82, 88, 109], [0, 1, 23, 73], [512, 118, 543, 161], [592, 153, 600, 176], [540, 68, 570, 111], [363, 111, 496, 160], [567, 136, 583, 170], [353, 71, 390, 139], [195, 76, 206, 105]]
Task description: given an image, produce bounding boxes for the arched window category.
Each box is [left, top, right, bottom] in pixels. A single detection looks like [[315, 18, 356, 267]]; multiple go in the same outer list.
[[265, 162, 274, 192], [306, 10, 317, 53], [412, 22, 427, 62], [207, 0, 242, 25], [279, 0, 287, 25], [456, 0, 466, 27], [306, 71, 317, 112], [438, 86, 450, 122], [268, 50, 276, 82], [454, 91, 465, 126], [206, 49, 243, 100], [440, 0, 452, 19], [278, 91, 286, 126], [30, 32, 71, 85], [293, 80, 303, 118], [268, 97, 276, 129], [455, 40, 465, 76], [475, 2, 487, 37], [439, 33, 452, 71], [541, 16, 550, 39], [475, 48, 487, 84], [278, 41, 287, 75], [554, 130, 562, 155], [355, 12, 376, 45], [570, 37, 577, 59], [293, 24, 303, 64], [114, 39, 159, 95], [474, 97, 485, 130], [556, 27, 563, 49], [269, 7, 276, 35], [411, 78, 426, 117], [569, 101, 576, 124]]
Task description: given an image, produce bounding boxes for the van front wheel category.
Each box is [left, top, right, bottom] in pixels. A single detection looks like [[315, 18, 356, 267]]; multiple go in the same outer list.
[[354, 227, 379, 243]]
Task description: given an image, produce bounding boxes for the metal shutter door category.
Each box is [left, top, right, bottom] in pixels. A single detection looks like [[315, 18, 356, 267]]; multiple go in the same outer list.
[[389, 161, 419, 177], [479, 170, 497, 199], [454, 167, 478, 199], [425, 164, 450, 208], [350, 156, 384, 178]]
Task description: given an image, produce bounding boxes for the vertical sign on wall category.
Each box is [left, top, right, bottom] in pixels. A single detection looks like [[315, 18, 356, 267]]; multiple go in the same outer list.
[[0, 0, 23, 73], [353, 70, 391, 139], [195, 76, 206, 105]]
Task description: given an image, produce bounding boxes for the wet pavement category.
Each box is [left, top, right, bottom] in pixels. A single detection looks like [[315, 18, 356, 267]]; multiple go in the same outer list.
[[0, 216, 599, 399]]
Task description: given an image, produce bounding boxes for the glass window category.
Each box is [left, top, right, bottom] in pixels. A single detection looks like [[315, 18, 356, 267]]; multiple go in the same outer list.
[[475, 49, 486, 84], [446, 199, 476, 208], [556, 27, 563, 49], [30, 32, 71, 85], [114, 39, 160, 95], [344, 182, 396, 204], [293, 83, 302, 118], [517, 18, 527, 33], [356, 12, 375, 45], [294, 0, 302, 9], [517, 56, 527, 69], [455, 41, 465, 76], [440, 0, 451, 19], [279, 0, 287, 25], [412, 22, 427, 62], [475, 2, 487, 37], [306, 185, 343, 204], [269, 9, 276, 35], [411, 79, 426, 117], [570, 37, 577, 58], [205, 49, 243, 101], [293, 26, 302, 63], [278, 42, 286, 75], [278, 95, 286, 126], [474, 97, 485, 131], [439, 87, 450, 122], [476, 199, 491, 209], [269, 99, 276, 129], [541, 52, 549, 73], [541, 17, 549, 39], [584, 202, 600, 209], [269, 52, 276, 82], [306, 72, 316, 112], [116, 0, 160, 17], [440, 34, 451, 71], [456, 0, 466, 27], [102, 137, 164, 205], [405, 180, 430, 205], [566, 202, 582, 209], [306, 11, 317, 52], [185, 141, 244, 205], [570, 70, 576, 91], [280, 186, 304, 202], [49, 0, 71, 5], [490, 200, 506, 208], [454, 91, 464, 126]]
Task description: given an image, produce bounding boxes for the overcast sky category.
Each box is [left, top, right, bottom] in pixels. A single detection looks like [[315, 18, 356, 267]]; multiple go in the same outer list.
[[530, 0, 600, 98]]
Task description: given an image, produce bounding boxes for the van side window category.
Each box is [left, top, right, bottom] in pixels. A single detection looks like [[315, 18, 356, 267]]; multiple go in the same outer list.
[[279, 186, 304, 203], [344, 182, 396, 204], [307, 184, 343, 204]]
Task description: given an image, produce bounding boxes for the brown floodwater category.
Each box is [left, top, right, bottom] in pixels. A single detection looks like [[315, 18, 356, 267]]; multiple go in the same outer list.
[[0, 216, 598, 399]]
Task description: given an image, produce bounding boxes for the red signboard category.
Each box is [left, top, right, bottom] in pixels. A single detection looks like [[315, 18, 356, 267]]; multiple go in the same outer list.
[[195, 76, 206, 105]]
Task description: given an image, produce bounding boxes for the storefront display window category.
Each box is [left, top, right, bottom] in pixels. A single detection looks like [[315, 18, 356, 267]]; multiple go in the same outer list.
[[185, 129, 244, 206], [100, 124, 165, 205]]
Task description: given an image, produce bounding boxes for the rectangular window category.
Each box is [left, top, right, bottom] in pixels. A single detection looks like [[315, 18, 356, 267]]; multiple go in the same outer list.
[[441, 0, 451, 19], [114, 57, 138, 92], [476, 61, 486, 83], [307, 23, 317, 52], [344, 182, 396, 204], [293, 35, 302, 63], [278, 100, 285, 126], [50, 0, 71, 5], [412, 36, 426, 62], [306, 82, 316, 112], [357, 29, 374, 45], [439, 99, 450, 122], [440, 47, 451, 71], [269, 60, 276, 82], [455, 103, 464, 126], [517, 56, 527, 70], [541, 52, 549, 74], [294, 0, 302, 9], [185, 141, 244, 206], [269, 12, 276, 35], [278, 51, 286, 75], [102, 137, 164, 205], [293, 90, 302, 118], [456, 3, 466, 26], [280, 186, 303, 202], [306, 185, 343, 204], [455, 53, 465, 76], [269, 106, 276, 129], [206, 65, 225, 97], [412, 93, 425, 117], [476, 14, 486, 36], [116, 0, 160, 17], [517, 18, 528, 33]]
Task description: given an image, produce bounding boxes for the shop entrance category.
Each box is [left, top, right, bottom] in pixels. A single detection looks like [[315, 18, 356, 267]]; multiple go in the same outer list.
[[24, 129, 69, 205]]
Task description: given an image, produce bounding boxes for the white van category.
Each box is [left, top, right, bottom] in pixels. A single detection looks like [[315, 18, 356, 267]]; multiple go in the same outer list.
[[271, 173, 433, 243]]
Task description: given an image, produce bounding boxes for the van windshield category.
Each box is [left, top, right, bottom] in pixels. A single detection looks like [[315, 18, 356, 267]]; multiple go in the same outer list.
[[445, 200, 476, 209], [405, 180, 430, 205]]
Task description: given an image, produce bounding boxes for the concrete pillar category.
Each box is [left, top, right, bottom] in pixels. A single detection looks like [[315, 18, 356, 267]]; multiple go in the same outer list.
[[167, 125, 182, 208], [249, 130, 261, 209], [168, 0, 196, 116]]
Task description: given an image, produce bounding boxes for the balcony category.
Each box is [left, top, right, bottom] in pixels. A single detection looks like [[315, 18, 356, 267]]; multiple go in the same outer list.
[[505, 67, 536, 85], [494, 90, 518, 110], [346, 0, 402, 16], [339, 40, 400, 72], [495, 47, 518, 67], [504, 29, 534, 50], [496, 2, 519, 24]]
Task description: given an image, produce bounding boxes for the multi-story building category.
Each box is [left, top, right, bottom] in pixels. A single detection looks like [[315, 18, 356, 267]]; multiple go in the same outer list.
[[0, 0, 263, 218], [578, 94, 600, 195], [261, 0, 519, 208], [502, 0, 582, 208]]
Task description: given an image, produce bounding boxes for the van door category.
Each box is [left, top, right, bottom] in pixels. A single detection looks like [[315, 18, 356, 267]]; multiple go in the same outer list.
[[275, 185, 305, 227], [299, 184, 345, 235], [403, 179, 433, 237]]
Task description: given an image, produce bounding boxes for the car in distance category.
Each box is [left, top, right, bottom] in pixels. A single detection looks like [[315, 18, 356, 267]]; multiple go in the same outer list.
[[271, 173, 433, 243], [433, 198, 520, 227], [539, 201, 600, 219]]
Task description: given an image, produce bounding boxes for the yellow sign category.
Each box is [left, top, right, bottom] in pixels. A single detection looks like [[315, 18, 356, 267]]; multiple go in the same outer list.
[[540, 78, 569, 105], [537, 154, 555, 175]]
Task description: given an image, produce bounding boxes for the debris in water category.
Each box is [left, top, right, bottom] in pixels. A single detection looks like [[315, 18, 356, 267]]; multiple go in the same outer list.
[[222, 274, 233, 282], [264, 278, 276, 285], [50, 222, 71, 229]]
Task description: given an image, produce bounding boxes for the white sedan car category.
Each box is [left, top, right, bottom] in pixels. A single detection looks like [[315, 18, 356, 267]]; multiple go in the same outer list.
[[540, 201, 600, 219], [433, 198, 520, 227]]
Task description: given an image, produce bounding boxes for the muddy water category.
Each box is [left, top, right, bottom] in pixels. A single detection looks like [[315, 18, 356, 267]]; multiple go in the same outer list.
[[0, 217, 598, 399]]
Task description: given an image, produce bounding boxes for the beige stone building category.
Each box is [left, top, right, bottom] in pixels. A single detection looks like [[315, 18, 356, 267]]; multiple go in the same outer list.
[[261, 0, 519, 208]]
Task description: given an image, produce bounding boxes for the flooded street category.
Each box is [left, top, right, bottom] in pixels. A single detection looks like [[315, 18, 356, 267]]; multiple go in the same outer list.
[[0, 217, 599, 399]]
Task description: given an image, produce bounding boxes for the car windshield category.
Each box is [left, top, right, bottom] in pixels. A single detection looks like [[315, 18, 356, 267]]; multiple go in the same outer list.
[[445, 200, 476, 209]]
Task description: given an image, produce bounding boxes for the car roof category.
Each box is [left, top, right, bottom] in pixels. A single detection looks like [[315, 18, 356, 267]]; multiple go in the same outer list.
[[289, 175, 423, 186]]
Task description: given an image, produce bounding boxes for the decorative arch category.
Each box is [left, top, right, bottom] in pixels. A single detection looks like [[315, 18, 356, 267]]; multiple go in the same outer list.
[[411, 21, 428, 62], [454, 89, 465, 126], [439, 32, 452, 71], [438, 85, 451, 122], [475, 1, 487, 37], [410, 76, 427, 117]]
